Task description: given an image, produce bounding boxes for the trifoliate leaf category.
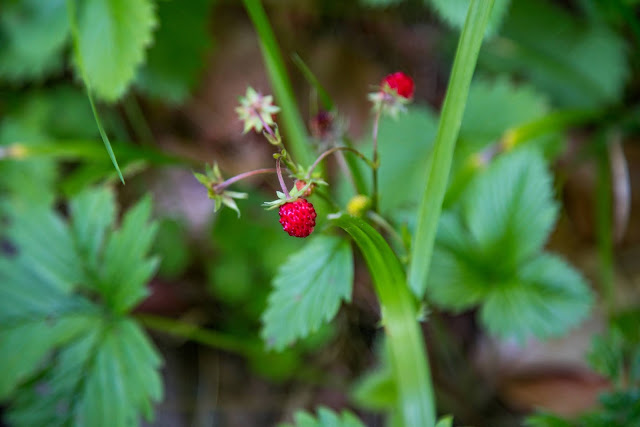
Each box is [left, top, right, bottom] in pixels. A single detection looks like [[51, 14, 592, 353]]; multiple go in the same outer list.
[[428, 150, 592, 341], [0, 0, 68, 81], [262, 236, 353, 350], [77, 0, 157, 102], [279, 406, 365, 427], [0, 188, 162, 425], [426, 0, 512, 36], [135, 0, 215, 104], [480, 253, 593, 341], [481, 0, 629, 107]]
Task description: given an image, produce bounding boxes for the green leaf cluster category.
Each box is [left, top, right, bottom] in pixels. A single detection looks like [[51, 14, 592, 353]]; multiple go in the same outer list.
[[262, 235, 353, 350], [481, 0, 629, 108], [427, 149, 593, 341], [278, 406, 365, 427], [0, 187, 163, 426]]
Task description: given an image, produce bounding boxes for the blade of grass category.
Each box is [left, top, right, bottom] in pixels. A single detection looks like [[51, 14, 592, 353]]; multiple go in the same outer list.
[[332, 214, 436, 427], [242, 0, 315, 168], [66, 0, 125, 184], [408, 0, 495, 297], [292, 53, 334, 112]]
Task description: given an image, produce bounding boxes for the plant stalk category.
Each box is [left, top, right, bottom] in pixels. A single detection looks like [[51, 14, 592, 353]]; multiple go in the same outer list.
[[408, 0, 495, 297]]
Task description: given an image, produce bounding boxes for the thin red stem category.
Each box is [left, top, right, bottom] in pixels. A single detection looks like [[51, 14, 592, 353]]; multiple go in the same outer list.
[[213, 168, 276, 193], [276, 158, 290, 198]]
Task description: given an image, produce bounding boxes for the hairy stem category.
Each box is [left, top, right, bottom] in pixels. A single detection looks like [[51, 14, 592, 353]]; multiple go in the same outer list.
[[305, 146, 374, 180]]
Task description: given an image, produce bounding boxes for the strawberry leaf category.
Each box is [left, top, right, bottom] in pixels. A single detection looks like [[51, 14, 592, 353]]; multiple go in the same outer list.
[[481, 0, 629, 108], [0, 0, 68, 81], [76, 0, 157, 102], [279, 406, 365, 427], [0, 187, 163, 425], [428, 149, 593, 341], [262, 235, 353, 350]]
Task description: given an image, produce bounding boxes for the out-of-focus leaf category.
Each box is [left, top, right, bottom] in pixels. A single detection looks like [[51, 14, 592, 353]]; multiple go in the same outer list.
[[481, 0, 629, 107], [152, 218, 191, 279], [7, 318, 162, 427], [376, 106, 438, 214], [480, 254, 593, 340], [426, 0, 512, 36], [0, 188, 163, 425], [77, 0, 157, 101], [428, 150, 593, 341], [351, 367, 396, 410], [262, 235, 353, 350], [0, 0, 68, 81], [135, 0, 215, 104], [279, 406, 365, 427]]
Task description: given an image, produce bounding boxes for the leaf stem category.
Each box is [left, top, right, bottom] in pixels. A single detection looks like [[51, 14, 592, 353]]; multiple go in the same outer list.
[[408, 0, 495, 297], [212, 168, 276, 193], [332, 215, 436, 426]]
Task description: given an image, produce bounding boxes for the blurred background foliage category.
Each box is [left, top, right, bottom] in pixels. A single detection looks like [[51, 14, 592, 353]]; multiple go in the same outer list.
[[1, 0, 639, 425]]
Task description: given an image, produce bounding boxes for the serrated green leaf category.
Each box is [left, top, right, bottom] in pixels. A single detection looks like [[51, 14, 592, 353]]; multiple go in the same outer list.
[[262, 235, 353, 350], [77, 0, 157, 101], [100, 194, 159, 312], [463, 149, 558, 271], [429, 150, 593, 341], [1, 190, 163, 425], [426, 0, 511, 36], [7, 318, 162, 427], [70, 187, 116, 270], [0, 0, 68, 81], [135, 0, 214, 104], [480, 253, 593, 341], [481, 0, 629, 107], [282, 406, 365, 427]]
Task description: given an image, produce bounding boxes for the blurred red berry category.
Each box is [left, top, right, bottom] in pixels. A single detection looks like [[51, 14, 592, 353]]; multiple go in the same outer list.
[[381, 72, 414, 99], [310, 110, 333, 139], [279, 199, 316, 238], [295, 180, 315, 197]]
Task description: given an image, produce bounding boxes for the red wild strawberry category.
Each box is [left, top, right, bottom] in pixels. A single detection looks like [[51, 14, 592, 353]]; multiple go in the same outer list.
[[295, 180, 315, 197], [381, 72, 415, 99], [279, 198, 316, 238]]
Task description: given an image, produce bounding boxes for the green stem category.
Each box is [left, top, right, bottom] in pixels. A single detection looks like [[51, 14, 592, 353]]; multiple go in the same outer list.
[[242, 0, 314, 168], [408, 0, 495, 297], [595, 134, 615, 314], [332, 215, 435, 426], [136, 314, 259, 356], [371, 107, 382, 213]]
